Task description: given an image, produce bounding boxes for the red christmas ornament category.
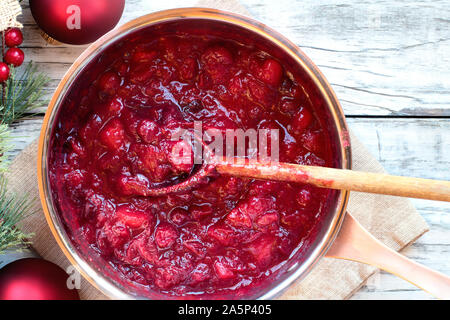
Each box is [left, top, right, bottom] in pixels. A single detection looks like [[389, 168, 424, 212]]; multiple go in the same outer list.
[[4, 48, 24, 67], [4, 28, 23, 47], [29, 0, 125, 45], [0, 258, 80, 300], [0, 62, 10, 82]]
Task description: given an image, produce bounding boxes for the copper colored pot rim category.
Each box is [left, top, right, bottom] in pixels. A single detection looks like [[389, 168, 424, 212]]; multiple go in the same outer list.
[[38, 8, 351, 300]]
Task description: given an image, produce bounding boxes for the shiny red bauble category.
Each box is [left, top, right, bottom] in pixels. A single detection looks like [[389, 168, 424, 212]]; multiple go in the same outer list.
[[0, 258, 80, 300], [29, 0, 125, 45], [4, 28, 23, 47], [0, 62, 10, 82], [4, 48, 25, 67]]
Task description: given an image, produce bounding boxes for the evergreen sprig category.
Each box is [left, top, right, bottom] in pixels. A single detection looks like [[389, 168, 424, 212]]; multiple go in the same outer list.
[[0, 176, 34, 253], [0, 62, 50, 125], [0, 124, 12, 171], [0, 61, 48, 252]]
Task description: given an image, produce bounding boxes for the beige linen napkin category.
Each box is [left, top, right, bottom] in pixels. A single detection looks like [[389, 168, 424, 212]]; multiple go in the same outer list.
[[5, 0, 429, 300], [0, 0, 22, 32]]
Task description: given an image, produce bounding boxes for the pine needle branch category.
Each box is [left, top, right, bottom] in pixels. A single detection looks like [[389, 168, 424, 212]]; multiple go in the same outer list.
[[0, 62, 51, 125], [0, 124, 12, 172], [0, 176, 35, 253]]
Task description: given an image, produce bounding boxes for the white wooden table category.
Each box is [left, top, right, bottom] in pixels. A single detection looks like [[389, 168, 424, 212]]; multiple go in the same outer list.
[[9, 0, 450, 299]]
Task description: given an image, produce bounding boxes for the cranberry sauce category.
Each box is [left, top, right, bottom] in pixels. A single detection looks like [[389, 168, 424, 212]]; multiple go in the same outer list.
[[49, 23, 338, 298]]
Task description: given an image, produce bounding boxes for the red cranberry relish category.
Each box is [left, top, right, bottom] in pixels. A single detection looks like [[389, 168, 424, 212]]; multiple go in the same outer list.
[[49, 31, 336, 298]]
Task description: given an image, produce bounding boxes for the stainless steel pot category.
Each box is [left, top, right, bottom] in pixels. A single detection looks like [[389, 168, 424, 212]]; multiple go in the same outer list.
[[38, 8, 450, 299]]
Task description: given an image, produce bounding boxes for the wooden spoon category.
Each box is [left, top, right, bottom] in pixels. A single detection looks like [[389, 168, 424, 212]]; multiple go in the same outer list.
[[144, 158, 450, 202]]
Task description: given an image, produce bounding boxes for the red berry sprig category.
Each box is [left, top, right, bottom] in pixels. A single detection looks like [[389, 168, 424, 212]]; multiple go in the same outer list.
[[5, 28, 23, 47], [5, 47, 24, 67], [0, 62, 9, 82], [1, 28, 25, 84]]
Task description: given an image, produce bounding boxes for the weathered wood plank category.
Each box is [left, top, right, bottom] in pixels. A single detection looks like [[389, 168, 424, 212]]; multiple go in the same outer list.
[[243, 0, 450, 116], [17, 0, 450, 116], [348, 118, 450, 180]]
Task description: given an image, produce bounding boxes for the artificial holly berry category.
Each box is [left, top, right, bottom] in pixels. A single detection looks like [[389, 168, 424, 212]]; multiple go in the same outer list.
[[4, 47, 24, 67], [4, 28, 23, 47], [0, 62, 10, 82]]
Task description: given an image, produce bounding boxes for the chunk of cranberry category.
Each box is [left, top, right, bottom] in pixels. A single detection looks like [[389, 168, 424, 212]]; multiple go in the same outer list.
[[169, 207, 190, 226], [68, 136, 86, 158], [239, 196, 276, 220], [117, 173, 151, 196], [226, 208, 252, 229], [190, 204, 212, 221], [279, 98, 298, 115], [159, 37, 177, 62], [108, 222, 130, 248], [116, 205, 150, 229], [155, 223, 178, 249], [248, 181, 279, 196], [154, 265, 186, 289], [190, 263, 211, 285], [130, 144, 173, 182], [296, 189, 312, 207], [135, 238, 159, 264], [105, 97, 124, 115], [246, 234, 277, 267], [202, 46, 233, 67], [128, 64, 156, 84], [137, 120, 161, 144], [98, 152, 122, 173], [79, 114, 102, 144], [64, 169, 86, 190], [96, 229, 113, 256], [258, 58, 283, 87], [221, 177, 245, 198], [213, 260, 235, 280], [98, 71, 121, 95], [301, 130, 323, 154], [255, 212, 279, 228], [227, 75, 245, 97], [179, 57, 197, 80], [207, 224, 235, 246], [281, 211, 311, 230], [99, 118, 126, 150], [183, 240, 206, 258], [131, 49, 157, 64], [115, 62, 129, 76], [280, 78, 302, 99], [247, 78, 274, 106], [291, 107, 313, 135], [84, 191, 114, 224], [201, 46, 233, 83]]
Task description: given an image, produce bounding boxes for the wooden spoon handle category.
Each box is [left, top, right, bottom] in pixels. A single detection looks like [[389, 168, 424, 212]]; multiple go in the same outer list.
[[326, 213, 450, 299], [215, 161, 450, 202]]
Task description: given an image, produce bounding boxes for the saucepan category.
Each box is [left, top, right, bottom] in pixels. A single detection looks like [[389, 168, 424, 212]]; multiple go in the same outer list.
[[37, 8, 450, 299]]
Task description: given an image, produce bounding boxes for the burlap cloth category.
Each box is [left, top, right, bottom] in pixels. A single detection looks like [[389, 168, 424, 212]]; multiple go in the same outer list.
[[0, 0, 22, 32], [5, 0, 429, 300]]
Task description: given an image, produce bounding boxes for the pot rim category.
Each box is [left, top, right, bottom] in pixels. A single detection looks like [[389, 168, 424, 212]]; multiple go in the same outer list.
[[37, 7, 351, 300]]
